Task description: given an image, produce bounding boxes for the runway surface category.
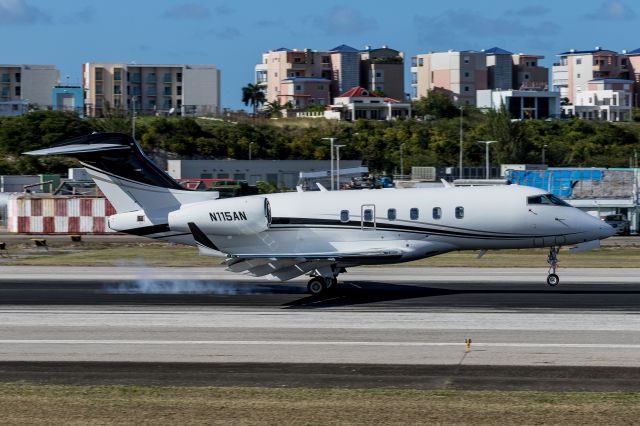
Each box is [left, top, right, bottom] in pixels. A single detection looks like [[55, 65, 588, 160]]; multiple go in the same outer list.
[[1, 266, 640, 389]]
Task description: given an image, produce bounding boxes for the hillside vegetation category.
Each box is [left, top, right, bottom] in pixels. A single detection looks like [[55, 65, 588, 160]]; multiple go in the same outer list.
[[1, 107, 639, 176]]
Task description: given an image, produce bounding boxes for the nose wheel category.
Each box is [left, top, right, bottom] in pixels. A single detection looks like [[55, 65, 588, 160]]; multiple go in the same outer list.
[[547, 246, 560, 287]]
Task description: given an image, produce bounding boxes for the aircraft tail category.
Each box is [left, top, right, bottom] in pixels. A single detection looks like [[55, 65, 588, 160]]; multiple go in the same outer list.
[[25, 132, 217, 215]]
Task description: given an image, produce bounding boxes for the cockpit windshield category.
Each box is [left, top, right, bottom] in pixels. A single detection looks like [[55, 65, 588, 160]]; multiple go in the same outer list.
[[527, 194, 571, 207]]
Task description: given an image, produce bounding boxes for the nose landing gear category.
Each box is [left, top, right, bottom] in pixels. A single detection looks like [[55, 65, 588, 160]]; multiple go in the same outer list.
[[547, 246, 560, 286]]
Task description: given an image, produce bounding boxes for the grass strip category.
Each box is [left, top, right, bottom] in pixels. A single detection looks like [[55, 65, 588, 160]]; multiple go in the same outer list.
[[1, 383, 639, 425], [2, 245, 639, 268]]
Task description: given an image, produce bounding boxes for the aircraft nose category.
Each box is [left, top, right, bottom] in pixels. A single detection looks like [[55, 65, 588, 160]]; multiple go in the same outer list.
[[597, 222, 616, 239]]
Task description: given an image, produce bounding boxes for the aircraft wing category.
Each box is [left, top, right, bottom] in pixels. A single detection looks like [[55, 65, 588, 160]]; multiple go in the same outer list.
[[224, 249, 403, 281], [189, 221, 403, 281]]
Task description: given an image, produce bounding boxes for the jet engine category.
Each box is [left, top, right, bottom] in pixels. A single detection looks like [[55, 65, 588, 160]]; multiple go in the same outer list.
[[168, 196, 271, 236]]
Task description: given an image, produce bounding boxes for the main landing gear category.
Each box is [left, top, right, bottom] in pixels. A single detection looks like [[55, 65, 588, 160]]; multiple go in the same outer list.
[[547, 246, 560, 287], [307, 276, 338, 297]]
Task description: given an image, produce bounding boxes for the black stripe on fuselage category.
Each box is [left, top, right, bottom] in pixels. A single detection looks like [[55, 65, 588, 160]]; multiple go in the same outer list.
[[270, 217, 578, 240]]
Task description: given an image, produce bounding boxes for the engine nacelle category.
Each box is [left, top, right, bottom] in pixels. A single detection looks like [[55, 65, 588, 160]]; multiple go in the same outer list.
[[108, 209, 158, 232], [168, 196, 270, 236]]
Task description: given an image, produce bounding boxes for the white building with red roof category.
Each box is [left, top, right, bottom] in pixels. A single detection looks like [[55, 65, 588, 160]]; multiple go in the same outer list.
[[327, 86, 411, 120]]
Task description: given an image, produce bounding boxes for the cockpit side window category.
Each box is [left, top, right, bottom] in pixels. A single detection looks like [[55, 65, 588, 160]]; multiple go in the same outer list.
[[527, 194, 571, 207]]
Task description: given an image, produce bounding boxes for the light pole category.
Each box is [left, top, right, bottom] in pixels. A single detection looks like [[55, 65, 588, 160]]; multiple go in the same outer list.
[[459, 105, 464, 179], [131, 96, 137, 139], [321, 137, 337, 190], [542, 144, 548, 165], [477, 140, 497, 179], [249, 142, 254, 160], [335, 144, 346, 190], [400, 143, 405, 178]]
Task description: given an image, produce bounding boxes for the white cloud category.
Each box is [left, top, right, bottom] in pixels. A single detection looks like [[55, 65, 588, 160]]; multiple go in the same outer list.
[[311, 6, 376, 35], [584, 0, 636, 20], [0, 0, 50, 24], [163, 3, 211, 20]]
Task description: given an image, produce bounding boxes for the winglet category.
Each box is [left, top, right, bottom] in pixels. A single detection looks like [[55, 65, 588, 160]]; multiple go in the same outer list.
[[316, 183, 328, 192], [187, 222, 225, 257]]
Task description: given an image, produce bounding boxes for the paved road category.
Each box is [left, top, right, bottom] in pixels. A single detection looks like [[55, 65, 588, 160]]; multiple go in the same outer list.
[[1, 266, 640, 389]]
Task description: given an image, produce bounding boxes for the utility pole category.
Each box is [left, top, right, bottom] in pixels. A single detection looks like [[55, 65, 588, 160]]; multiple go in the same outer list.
[[335, 145, 345, 190], [249, 142, 254, 160], [477, 140, 497, 179], [321, 137, 336, 190], [459, 106, 464, 179], [131, 96, 137, 139], [400, 143, 405, 178], [542, 144, 548, 165]]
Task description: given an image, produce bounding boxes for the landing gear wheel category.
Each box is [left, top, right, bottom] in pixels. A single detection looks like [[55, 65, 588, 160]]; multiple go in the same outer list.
[[307, 277, 326, 296], [546, 246, 560, 287], [326, 277, 338, 292]]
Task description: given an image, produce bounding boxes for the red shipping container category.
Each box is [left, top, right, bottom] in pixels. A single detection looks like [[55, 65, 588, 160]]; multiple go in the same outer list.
[[80, 199, 93, 216], [31, 199, 42, 216], [93, 217, 105, 233], [68, 217, 80, 233], [18, 217, 30, 233], [43, 217, 55, 233], [54, 199, 67, 216], [105, 200, 116, 216]]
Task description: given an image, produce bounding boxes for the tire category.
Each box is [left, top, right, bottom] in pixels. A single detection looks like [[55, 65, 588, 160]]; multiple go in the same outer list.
[[307, 277, 326, 296], [547, 273, 559, 287]]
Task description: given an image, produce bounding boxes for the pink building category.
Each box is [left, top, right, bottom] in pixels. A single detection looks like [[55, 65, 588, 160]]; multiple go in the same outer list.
[[255, 45, 405, 110]]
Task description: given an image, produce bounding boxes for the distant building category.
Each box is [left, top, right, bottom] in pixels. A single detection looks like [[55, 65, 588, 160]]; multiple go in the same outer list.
[[0, 64, 59, 115], [167, 159, 362, 189], [552, 47, 623, 103], [564, 78, 633, 121], [279, 77, 331, 110], [411, 47, 549, 106], [82, 63, 220, 117], [477, 89, 560, 119], [52, 85, 84, 116], [327, 86, 411, 121], [255, 44, 405, 109]]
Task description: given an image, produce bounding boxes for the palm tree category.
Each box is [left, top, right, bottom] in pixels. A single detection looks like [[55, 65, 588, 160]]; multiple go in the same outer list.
[[241, 83, 266, 115]]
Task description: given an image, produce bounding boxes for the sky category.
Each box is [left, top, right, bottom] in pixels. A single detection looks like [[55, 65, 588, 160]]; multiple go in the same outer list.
[[1, 0, 639, 110]]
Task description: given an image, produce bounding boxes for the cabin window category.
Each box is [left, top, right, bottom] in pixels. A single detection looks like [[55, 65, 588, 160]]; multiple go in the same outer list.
[[387, 208, 396, 220], [340, 210, 349, 223], [410, 208, 419, 220], [432, 207, 442, 220], [455, 206, 464, 219], [363, 209, 373, 222]]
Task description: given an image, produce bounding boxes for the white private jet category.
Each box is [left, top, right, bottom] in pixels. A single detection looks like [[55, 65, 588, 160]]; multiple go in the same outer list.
[[26, 133, 615, 296]]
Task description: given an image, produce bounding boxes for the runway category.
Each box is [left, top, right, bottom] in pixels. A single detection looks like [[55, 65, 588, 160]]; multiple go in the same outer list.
[[1, 266, 639, 389]]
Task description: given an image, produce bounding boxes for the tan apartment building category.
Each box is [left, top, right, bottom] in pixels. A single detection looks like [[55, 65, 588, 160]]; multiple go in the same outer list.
[[359, 46, 405, 100], [411, 47, 549, 105], [255, 44, 405, 109], [411, 50, 488, 105], [0, 64, 59, 115], [551, 47, 625, 103], [83, 63, 220, 117]]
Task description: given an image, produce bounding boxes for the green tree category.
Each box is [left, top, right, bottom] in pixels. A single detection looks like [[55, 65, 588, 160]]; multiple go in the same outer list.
[[412, 91, 460, 119], [89, 101, 132, 134], [241, 83, 266, 115]]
